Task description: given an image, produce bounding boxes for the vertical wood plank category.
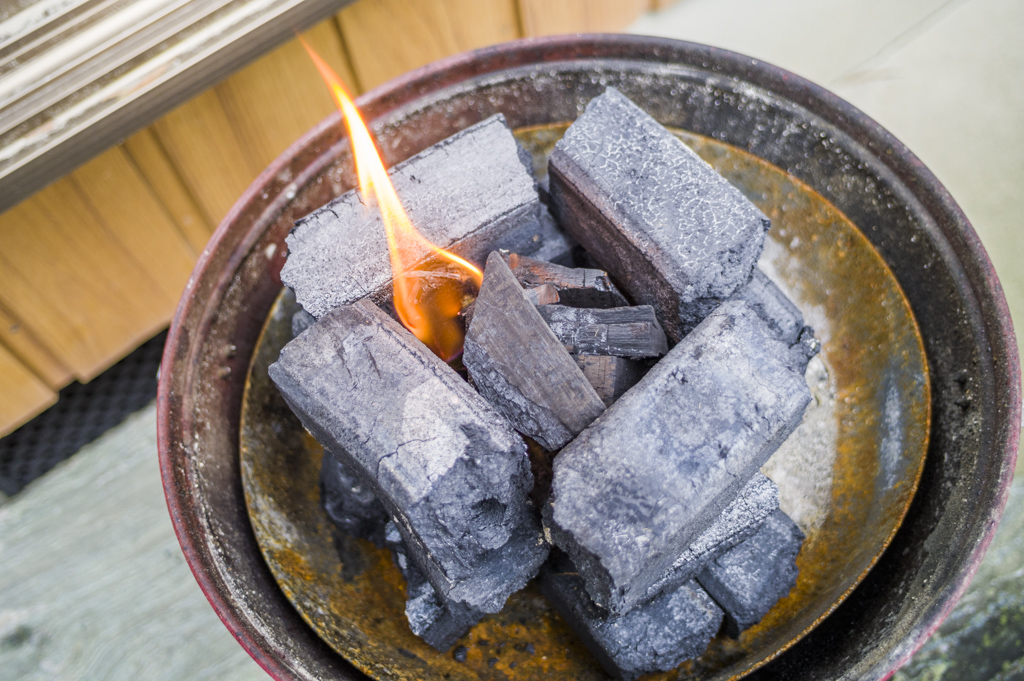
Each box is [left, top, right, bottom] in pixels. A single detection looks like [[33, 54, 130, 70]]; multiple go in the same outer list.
[[70, 149, 198, 305], [123, 129, 215, 253], [338, 0, 520, 90], [0, 167, 171, 381], [0, 343, 56, 438], [0, 302, 71, 390], [151, 21, 357, 224], [518, 0, 649, 36]]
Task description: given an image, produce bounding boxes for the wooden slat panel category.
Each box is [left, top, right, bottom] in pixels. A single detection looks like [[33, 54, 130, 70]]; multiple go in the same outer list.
[[0, 342, 57, 438], [151, 21, 357, 224], [123, 129, 215, 254], [338, 0, 520, 90], [518, 0, 649, 36], [70, 149, 198, 305], [0, 159, 172, 381], [0, 302, 71, 390]]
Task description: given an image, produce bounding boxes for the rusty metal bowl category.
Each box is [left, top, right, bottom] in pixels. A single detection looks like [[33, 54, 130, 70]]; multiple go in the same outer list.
[[158, 35, 1020, 681]]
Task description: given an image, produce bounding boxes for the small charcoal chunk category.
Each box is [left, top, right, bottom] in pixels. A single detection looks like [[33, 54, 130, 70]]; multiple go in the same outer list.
[[536, 305, 668, 359], [544, 300, 811, 613], [573, 355, 645, 407], [540, 552, 722, 681], [548, 87, 770, 340], [465, 252, 605, 451], [523, 284, 560, 306], [385, 521, 484, 650], [320, 451, 389, 546], [632, 473, 779, 613], [504, 253, 628, 308], [283, 115, 556, 319], [270, 299, 547, 613], [731, 268, 819, 371], [697, 509, 804, 637]]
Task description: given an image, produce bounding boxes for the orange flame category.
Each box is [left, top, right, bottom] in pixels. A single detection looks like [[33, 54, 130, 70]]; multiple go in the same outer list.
[[301, 39, 483, 361]]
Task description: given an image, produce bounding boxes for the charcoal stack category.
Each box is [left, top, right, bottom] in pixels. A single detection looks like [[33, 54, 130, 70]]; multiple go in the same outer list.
[[271, 88, 818, 675]]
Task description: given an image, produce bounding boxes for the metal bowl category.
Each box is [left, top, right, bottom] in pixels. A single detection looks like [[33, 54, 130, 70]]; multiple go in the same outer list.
[[157, 35, 1020, 681]]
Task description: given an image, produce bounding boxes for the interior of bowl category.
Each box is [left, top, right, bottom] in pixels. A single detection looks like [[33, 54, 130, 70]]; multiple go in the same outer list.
[[158, 35, 1020, 681]]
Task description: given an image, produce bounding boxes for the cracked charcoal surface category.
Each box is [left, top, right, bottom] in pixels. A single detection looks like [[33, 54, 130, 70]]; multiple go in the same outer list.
[[697, 508, 804, 637], [384, 521, 484, 650], [283, 115, 556, 319], [269, 299, 547, 612], [544, 300, 811, 612], [320, 450, 389, 547], [536, 305, 668, 359], [540, 551, 723, 681], [504, 253, 628, 308], [464, 252, 606, 451], [632, 473, 779, 614], [732, 268, 819, 372], [548, 87, 770, 341]]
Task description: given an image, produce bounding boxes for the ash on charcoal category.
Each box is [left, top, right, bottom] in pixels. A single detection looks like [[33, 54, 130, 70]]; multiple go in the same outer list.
[[320, 451, 389, 546], [633, 473, 779, 613], [503, 253, 628, 308], [536, 305, 668, 359], [544, 300, 811, 613], [464, 252, 605, 451], [540, 551, 723, 681], [385, 521, 484, 650], [284, 115, 563, 319], [548, 87, 770, 341], [572, 355, 645, 407], [697, 509, 804, 637], [732, 268, 819, 371], [270, 300, 547, 613]]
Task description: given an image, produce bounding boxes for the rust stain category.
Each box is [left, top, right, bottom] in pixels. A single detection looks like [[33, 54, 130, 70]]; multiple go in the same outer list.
[[239, 125, 930, 681]]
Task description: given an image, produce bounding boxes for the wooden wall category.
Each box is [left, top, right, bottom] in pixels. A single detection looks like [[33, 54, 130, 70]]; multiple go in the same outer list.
[[0, 0, 675, 437]]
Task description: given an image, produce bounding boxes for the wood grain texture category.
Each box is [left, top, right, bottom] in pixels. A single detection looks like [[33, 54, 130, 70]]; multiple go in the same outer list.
[[0, 407, 268, 679], [152, 21, 357, 223], [0, 302, 71, 390], [518, 0, 649, 36], [123, 128, 215, 253], [0, 157, 173, 381], [338, 0, 520, 90], [0, 343, 56, 437], [70, 148, 198, 305]]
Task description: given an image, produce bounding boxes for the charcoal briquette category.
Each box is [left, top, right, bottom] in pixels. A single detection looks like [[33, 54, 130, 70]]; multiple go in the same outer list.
[[503, 253, 628, 308], [697, 508, 805, 637], [544, 300, 811, 612], [320, 450, 389, 546], [548, 88, 770, 340], [536, 305, 668, 359], [270, 299, 547, 613]]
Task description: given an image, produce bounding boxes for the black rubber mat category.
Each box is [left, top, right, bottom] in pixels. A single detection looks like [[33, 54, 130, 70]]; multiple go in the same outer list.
[[0, 331, 167, 496]]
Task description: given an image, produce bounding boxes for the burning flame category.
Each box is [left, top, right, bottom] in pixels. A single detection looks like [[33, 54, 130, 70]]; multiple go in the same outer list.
[[301, 39, 483, 361]]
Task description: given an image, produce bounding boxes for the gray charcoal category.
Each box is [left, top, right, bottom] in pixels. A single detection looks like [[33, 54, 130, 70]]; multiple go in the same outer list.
[[544, 300, 811, 613], [464, 252, 606, 451], [291, 309, 316, 338], [269, 299, 547, 613], [540, 551, 722, 681], [284, 115, 555, 319], [536, 305, 668, 359], [497, 210, 576, 266], [633, 473, 779, 612], [385, 521, 484, 650], [503, 252, 628, 308], [320, 451, 389, 546], [548, 87, 770, 340], [572, 355, 645, 406], [732, 268, 819, 371], [523, 283, 560, 306], [697, 509, 804, 637]]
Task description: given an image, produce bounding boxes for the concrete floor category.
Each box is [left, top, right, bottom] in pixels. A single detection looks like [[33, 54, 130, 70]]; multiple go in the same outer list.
[[1, 1, 1022, 679]]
